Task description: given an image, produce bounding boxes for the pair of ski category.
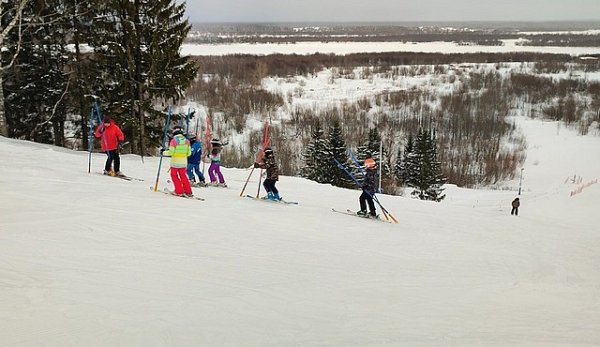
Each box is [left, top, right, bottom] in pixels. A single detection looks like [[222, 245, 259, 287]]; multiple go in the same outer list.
[[97, 172, 144, 182], [198, 183, 228, 188], [244, 195, 298, 205], [167, 180, 228, 188], [331, 208, 392, 223], [150, 186, 205, 201]]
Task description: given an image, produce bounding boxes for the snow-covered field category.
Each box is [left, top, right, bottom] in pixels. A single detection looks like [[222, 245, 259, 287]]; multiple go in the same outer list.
[[1, 113, 599, 345], [182, 39, 600, 56]]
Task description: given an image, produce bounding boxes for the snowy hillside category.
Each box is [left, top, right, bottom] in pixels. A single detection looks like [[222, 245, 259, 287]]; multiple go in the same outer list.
[[1, 116, 599, 346]]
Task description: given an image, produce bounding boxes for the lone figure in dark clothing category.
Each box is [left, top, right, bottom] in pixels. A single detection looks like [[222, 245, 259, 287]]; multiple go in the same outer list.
[[511, 198, 520, 216]]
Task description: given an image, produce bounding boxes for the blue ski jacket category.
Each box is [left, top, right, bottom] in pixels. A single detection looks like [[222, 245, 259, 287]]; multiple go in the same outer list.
[[188, 141, 203, 165]]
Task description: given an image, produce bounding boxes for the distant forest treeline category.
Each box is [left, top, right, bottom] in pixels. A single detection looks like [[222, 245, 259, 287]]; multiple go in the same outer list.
[[191, 52, 598, 82], [187, 24, 600, 47], [189, 52, 600, 189]]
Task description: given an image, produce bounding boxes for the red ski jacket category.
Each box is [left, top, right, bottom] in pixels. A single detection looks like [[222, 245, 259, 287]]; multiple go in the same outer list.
[[94, 120, 124, 151]]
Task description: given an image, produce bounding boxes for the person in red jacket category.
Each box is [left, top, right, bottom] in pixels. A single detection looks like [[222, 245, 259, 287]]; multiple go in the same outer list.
[[94, 116, 125, 176]]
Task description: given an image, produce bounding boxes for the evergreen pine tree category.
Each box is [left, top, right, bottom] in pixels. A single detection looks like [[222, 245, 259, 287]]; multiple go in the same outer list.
[[424, 130, 447, 201], [300, 120, 329, 183], [324, 119, 352, 188], [406, 129, 446, 201], [65, 0, 104, 150], [89, 0, 197, 155], [0, 0, 31, 137], [3, 0, 71, 144]]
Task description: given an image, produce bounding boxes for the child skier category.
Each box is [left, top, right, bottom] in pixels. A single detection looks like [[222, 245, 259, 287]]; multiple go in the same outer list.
[[357, 154, 378, 217], [206, 138, 227, 187], [94, 116, 125, 177], [254, 147, 281, 201], [187, 134, 206, 186], [163, 126, 193, 197]]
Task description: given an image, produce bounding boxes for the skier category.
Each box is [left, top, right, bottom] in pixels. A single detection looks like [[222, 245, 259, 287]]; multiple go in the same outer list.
[[187, 134, 206, 186], [206, 138, 227, 187], [94, 116, 125, 177], [511, 197, 520, 216], [357, 154, 378, 217], [254, 147, 281, 201], [162, 126, 193, 197]]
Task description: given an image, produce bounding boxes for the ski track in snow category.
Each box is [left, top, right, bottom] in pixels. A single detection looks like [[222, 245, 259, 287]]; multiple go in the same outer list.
[[1, 114, 600, 346]]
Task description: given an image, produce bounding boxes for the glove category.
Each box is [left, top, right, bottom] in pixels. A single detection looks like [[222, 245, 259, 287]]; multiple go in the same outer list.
[[254, 162, 260, 169], [118, 141, 125, 149], [159, 147, 165, 154]]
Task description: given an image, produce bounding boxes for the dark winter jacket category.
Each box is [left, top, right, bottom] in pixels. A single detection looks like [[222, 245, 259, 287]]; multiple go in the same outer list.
[[188, 141, 203, 165], [256, 155, 279, 181], [512, 198, 520, 208], [362, 167, 378, 194]]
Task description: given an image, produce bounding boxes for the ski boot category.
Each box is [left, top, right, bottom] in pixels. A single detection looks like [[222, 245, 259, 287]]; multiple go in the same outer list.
[[271, 192, 282, 201], [356, 210, 368, 217]]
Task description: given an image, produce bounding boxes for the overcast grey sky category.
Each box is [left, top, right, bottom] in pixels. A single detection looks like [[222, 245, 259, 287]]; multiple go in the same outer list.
[[182, 0, 600, 23]]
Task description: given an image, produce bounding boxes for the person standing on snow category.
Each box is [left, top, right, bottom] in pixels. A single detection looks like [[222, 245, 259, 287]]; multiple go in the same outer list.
[[511, 197, 520, 216], [162, 126, 193, 197], [94, 116, 125, 177], [206, 138, 227, 187], [254, 147, 281, 201], [357, 154, 379, 217], [187, 134, 206, 186]]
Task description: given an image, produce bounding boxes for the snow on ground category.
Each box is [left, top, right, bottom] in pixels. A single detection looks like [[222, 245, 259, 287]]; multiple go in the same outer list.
[[181, 40, 600, 56], [1, 115, 599, 346], [262, 62, 600, 108]]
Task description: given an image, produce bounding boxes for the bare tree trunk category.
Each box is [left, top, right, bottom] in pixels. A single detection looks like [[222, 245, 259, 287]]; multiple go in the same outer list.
[[133, 0, 145, 159], [0, 73, 7, 136], [71, 0, 88, 150], [138, 93, 145, 158]]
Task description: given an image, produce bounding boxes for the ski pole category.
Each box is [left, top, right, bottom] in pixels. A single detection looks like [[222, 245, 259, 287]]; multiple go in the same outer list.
[[256, 168, 264, 198], [255, 121, 271, 198], [94, 102, 111, 168], [202, 115, 211, 176], [87, 109, 94, 173], [153, 106, 172, 192], [185, 107, 191, 138], [240, 166, 256, 197], [240, 120, 270, 197]]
